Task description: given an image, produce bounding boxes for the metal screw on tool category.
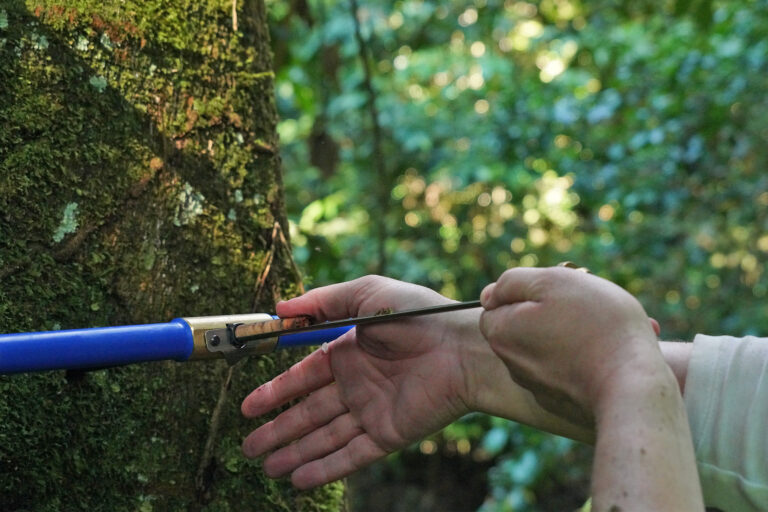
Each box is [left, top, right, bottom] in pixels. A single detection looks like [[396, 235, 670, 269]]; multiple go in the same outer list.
[[211, 334, 221, 347]]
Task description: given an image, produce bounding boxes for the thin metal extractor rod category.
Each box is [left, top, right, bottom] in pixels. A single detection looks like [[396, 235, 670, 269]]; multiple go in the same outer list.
[[235, 300, 483, 343]]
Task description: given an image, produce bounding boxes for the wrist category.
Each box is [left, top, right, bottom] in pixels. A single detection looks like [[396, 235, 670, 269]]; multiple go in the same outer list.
[[588, 332, 670, 409], [448, 309, 490, 411], [453, 312, 595, 443], [594, 356, 683, 425], [447, 308, 521, 414]]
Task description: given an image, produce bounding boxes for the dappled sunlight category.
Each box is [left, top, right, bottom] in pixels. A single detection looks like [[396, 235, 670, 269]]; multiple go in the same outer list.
[[270, 0, 768, 508]]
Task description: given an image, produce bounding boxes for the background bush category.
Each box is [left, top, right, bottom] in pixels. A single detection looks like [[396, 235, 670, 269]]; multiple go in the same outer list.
[[267, 0, 768, 509]]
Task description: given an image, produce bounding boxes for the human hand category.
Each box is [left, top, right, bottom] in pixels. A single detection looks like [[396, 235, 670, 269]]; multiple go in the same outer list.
[[240, 276, 489, 489], [479, 266, 666, 427]]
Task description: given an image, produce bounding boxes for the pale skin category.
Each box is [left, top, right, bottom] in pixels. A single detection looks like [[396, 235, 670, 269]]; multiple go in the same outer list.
[[480, 267, 703, 510], [241, 271, 703, 510]]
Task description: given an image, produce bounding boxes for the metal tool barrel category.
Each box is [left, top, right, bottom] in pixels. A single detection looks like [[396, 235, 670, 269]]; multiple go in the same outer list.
[[0, 320, 194, 374]]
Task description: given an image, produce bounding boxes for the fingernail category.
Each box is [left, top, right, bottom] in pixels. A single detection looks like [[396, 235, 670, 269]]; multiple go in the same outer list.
[[480, 286, 492, 305]]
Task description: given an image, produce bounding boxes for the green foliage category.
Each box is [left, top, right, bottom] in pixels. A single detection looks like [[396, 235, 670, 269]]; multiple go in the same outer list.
[[268, 0, 768, 509]]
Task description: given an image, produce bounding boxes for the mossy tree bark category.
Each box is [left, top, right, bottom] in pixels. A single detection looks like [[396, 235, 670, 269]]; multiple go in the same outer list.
[[0, 1, 343, 510]]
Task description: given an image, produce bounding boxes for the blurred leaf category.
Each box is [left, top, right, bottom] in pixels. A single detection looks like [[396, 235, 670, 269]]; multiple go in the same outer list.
[[271, 0, 768, 509], [482, 427, 510, 456]]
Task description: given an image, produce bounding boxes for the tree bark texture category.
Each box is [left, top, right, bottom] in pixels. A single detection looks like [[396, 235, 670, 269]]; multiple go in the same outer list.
[[0, 1, 343, 510]]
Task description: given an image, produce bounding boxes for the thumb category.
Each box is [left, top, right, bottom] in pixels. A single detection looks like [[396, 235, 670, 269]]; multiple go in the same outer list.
[[275, 281, 360, 321], [481, 267, 546, 310], [275, 275, 393, 321]]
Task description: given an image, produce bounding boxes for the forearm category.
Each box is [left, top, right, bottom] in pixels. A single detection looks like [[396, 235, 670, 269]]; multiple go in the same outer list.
[[462, 328, 693, 444], [455, 312, 593, 442], [591, 363, 703, 511], [474, 364, 594, 442], [660, 341, 693, 393], [511, 343, 693, 445]]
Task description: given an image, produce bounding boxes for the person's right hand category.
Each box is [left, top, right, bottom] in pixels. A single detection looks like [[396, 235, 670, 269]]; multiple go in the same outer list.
[[479, 266, 667, 427], [478, 268, 703, 511], [240, 275, 588, 489]]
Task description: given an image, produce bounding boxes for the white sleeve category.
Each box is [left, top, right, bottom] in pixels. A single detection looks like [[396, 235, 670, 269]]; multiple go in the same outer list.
[[684, 334, 768, 511]]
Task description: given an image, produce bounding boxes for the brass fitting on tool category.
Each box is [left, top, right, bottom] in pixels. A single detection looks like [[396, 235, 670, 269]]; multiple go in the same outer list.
[[181, 314, 273, 360]]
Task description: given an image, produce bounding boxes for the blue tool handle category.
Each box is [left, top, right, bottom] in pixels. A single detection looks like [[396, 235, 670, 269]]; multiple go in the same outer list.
[[276, 321, 354, 349], [0, 319, 194, 374]]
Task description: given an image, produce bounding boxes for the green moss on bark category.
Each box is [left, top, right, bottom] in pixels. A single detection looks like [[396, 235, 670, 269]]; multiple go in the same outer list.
[[0, 1, 342, 510]]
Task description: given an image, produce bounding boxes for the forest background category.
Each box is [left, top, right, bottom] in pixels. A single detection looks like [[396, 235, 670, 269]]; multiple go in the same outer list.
[[267, 0, 768, 510]]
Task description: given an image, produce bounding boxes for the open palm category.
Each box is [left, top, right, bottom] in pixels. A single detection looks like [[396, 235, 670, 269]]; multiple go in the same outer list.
[[241, 276, 476, 489]]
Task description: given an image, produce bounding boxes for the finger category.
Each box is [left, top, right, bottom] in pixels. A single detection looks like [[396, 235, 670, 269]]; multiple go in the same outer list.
[[276, 276, 387, 321], [290, 433, 388, 490], [481, 267, 545, 310], [263, 413, 364, 478], [649, 317, 660, 337], [276, 275, 443, 322], [479, 282, 497, 309], [242, 383, 347, 458], [478, 302, 536, 344], [241, 347, 334, 418]]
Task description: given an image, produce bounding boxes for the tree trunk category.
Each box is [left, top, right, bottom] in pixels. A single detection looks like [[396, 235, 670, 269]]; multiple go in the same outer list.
[[0, 1, 343, 510]]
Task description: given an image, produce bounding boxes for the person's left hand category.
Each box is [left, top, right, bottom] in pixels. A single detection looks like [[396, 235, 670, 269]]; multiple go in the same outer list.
[[239, 276, 483, 489], [240, 275, 593, 489]]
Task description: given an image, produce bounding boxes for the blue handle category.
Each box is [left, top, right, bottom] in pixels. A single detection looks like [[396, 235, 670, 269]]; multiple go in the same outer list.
[[0, 319, 194, 374], [276, 321, 354, 349], [0, 317, 353, 374]]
